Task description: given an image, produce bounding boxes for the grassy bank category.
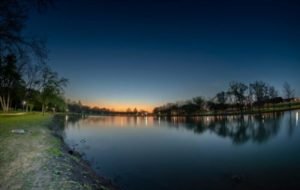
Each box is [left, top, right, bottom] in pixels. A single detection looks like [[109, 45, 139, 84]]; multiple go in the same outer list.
[[0, 113, 116, 190]]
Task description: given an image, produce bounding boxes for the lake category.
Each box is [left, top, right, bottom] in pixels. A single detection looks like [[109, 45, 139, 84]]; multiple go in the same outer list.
[[63, 110, 300, 190]]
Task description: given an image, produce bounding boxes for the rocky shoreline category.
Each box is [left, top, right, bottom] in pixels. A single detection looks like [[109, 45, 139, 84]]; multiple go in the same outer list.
[[48, 115, 118, 190]]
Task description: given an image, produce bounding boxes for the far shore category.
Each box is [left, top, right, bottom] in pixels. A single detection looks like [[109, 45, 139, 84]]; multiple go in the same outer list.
[[155, 105, 300, 117], [3, 103, 299, 118], [54, 102, 300, 118]]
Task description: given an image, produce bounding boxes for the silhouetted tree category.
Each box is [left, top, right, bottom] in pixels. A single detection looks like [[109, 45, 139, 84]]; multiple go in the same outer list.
[[0, 0, 52, 57], [283, 82, 295, 100], [216, 91, 227, 111], [0, 0, 56, 111], [206, 100, 217, 113], [228, 81, 248, 112], [283, 82, 295, 108], [216, 91, 227, 104], [268, 85, 278, 111], [0, 54, 23, 111], [250, 81, 269, 110], [37, 67, 67, 115], [180, 101, 198, 115], [250, 81, 268, 101], [192, 96, 205, 113], [22, 61, 47, 111], [268, 85, 278, 99]]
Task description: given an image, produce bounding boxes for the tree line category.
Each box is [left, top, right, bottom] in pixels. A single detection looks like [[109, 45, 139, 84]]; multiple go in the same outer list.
[[66, 100, 110, 115], [67, 100, 149, 116], [0, 0, 67, 114], [153, 81, 297, 116]]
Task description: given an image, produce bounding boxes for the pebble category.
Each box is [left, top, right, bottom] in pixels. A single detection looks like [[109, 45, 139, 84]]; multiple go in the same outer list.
[[11, 129, 25, 134]]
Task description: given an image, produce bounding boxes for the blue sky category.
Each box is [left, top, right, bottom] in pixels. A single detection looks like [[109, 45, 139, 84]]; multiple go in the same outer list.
[[27, 0, 300, 111]]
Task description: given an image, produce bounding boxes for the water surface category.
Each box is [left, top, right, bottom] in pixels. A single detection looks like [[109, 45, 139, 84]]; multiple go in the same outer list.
[[63, 111, 300, 190]]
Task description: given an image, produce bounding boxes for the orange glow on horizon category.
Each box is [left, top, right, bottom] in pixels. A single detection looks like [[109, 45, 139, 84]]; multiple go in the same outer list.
[[84, 101, 155, 112]]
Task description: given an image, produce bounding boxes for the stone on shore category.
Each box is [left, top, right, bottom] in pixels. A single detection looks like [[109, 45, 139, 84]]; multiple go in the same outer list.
[[11, 129, 26, 134]]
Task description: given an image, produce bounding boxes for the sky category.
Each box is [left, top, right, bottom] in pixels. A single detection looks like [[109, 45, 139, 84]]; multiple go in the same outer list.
[[27, 0, 300, 111]]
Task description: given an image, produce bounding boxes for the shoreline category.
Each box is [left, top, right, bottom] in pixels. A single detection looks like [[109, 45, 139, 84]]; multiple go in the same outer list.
[[0, 113, 117, 190], [48, 115, 118, 190]]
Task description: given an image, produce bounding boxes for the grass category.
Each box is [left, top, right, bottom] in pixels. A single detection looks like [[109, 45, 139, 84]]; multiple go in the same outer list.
[[47, 138, 63, 157], [0, 113, 54, 189], [0, 112, 51, 129]]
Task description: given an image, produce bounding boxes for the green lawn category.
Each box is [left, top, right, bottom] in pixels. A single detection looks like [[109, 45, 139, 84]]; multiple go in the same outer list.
[[0, 113, 52, 131]]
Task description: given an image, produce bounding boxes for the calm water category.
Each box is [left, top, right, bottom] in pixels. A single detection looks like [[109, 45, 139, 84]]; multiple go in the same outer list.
[[63, 111, 300, 190]]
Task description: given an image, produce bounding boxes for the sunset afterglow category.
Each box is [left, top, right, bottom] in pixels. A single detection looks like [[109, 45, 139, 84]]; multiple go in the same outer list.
[[1, 1, 300, 190]]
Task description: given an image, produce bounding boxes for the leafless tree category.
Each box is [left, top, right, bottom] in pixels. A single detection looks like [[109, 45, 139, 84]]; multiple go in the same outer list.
[[283, 82, 295, 100]]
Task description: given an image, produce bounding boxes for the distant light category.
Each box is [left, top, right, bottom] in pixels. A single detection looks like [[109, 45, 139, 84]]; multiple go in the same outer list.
[[22, 101, 26, 105], [296, 112, 299, 126]]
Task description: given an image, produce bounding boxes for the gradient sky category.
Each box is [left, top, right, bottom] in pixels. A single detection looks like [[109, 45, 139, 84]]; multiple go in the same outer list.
[[27, 0, 300, 111]]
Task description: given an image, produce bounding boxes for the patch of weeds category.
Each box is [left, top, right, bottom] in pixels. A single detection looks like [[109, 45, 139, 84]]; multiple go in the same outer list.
[[47, 146, 62, 157], [47, 136, 63, 157], [47, 137, 63, 157]]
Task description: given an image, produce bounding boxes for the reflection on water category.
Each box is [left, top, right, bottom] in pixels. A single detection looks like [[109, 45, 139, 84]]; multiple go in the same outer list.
[[65, 112, 288, 145], [63, 111, 300, 190], [66, 115, 154, 128], [296, 112, 299, 126], [160, 113, 283, 145]]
